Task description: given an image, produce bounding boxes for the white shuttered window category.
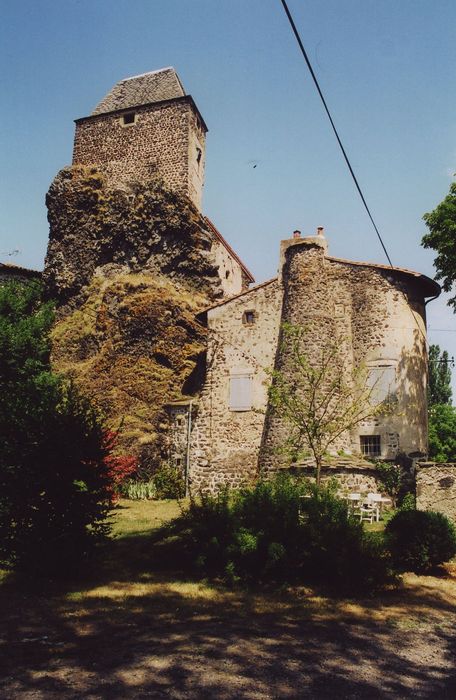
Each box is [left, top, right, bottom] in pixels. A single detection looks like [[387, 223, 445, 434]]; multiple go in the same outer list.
[[367, 365, 396, 403], [229, 371, 253, 411]]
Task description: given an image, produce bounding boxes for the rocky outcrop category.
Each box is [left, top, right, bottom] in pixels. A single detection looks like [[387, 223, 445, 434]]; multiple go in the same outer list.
[[44, 166, 222, 307], [44, 166, 218, 462]]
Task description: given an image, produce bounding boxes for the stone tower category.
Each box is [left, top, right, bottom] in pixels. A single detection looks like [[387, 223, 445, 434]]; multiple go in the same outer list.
[[72, 67, 207, 210]]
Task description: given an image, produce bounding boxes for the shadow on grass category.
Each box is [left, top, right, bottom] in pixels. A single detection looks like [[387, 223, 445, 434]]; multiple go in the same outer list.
[[1, 523, 456, 698]]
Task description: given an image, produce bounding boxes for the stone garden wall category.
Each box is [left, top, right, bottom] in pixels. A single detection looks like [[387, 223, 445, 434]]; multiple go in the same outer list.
[[416, 462, 456, 521]]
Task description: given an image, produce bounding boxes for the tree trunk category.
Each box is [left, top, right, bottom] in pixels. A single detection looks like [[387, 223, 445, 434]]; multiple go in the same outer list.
[[315, 455, 322, 486]]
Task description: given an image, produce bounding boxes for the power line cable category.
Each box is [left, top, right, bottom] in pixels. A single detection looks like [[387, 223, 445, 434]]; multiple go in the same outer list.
[[279, 0, 392, 266], [278, 0, 434, 350]]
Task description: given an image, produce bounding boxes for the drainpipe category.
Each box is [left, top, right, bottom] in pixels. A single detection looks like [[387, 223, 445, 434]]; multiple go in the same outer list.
[[424, 294, 440, 307], [185, 401, 193, 497]]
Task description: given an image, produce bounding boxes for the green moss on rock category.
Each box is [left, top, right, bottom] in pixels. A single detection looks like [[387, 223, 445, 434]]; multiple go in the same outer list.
[[45, 169, 217, 463]]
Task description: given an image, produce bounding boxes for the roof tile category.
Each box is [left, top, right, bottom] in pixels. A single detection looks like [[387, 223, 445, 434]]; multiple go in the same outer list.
[[92, 67, 185, 116]]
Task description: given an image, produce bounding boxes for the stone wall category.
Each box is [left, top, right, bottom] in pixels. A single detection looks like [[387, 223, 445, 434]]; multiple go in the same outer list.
[[73, 97, 206, 210], [188, 279, 282, 492], [416, 462, 456, 521], [212, 238, 246, 297], [288, 464, 379, 493]]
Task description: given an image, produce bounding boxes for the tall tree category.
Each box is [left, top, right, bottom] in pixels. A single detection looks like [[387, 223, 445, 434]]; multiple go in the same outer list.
[[428, 403, 456, 462], [428, 344, 453, 406], [422, 181, 456, 309], [0, 280, 113, 576]]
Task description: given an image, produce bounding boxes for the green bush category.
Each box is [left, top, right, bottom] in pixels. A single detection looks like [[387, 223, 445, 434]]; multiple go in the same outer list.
[[399, 492, 416, 511], [121, 464, 185, 500], [153, 463, 185, 499], [169, 476, 395, 593], [385, 509, 456, 573]]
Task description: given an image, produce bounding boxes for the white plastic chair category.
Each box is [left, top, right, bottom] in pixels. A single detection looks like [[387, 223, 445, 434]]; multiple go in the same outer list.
[[366, 492, 382, 522]]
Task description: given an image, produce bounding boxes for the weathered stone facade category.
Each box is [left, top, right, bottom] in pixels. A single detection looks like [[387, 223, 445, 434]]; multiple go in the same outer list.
[[187, 232, 439, 492], [416, 462, 456, 521], [289, 462, 380, 493], [74, 98, 206, 210], [188, 278, 282, 491]]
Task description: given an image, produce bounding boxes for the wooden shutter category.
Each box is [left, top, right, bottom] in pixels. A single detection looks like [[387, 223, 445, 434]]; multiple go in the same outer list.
[[229, 373, 253, 411], [367, 365, 396, 403]]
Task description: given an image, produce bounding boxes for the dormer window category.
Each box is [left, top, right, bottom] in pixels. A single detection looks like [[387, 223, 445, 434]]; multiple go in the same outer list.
[[121, 112, 137, 126]]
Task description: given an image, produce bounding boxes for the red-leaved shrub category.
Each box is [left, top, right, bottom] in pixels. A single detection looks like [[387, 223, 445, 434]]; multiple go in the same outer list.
[[103, 432, 137, 498]]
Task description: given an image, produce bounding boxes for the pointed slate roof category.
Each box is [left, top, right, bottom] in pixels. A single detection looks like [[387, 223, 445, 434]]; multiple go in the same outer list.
[[92, 67, 186, 116]]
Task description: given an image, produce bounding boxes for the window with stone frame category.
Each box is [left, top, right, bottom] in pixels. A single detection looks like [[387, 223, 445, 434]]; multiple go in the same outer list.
[[360, 435, 381, 457], [121, 112, 137, 126], [242, 310, 256, 326]]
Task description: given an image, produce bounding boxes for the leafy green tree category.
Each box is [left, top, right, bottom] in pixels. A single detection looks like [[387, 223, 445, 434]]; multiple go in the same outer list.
[[428, 344, 452, 406], [0, 280, 112, 576], [428, 403, 456, 462], [267, 323, 387, 485], [422, 181, 456, 309]]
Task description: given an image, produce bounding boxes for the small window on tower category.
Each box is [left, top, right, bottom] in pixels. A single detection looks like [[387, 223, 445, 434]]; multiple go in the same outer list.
[[122, 112, 136, 126], [196, 147, 202, 165], [242, 310, 256, 326]]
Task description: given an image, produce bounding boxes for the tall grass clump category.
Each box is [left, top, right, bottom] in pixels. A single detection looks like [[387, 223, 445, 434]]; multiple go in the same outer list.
[[122, 479, 157, 500]]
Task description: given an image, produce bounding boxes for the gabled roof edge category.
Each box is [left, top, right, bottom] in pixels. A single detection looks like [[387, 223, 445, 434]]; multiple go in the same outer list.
[[204, 217, 255, 283], [327, 256, 440, 297], [201, 277, 277, 313]]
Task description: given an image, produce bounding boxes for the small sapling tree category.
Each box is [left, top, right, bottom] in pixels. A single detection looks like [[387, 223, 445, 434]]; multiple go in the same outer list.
[[268, 323, 389, 485]]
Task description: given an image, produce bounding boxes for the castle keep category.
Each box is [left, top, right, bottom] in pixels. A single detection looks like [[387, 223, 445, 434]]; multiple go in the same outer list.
[[73, 67, 207, 211], [44, 67, 440, 492]]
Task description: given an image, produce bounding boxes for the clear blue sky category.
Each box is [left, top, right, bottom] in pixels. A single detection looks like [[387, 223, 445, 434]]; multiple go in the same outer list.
[[1, 0, 455, 390]]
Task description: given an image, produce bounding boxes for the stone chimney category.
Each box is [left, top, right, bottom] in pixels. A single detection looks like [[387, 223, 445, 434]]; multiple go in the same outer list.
[[278, 227, 328, 283]]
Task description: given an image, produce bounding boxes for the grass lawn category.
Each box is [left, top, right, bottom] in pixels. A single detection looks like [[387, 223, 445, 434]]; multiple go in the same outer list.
[[1, 499, 456, 699]]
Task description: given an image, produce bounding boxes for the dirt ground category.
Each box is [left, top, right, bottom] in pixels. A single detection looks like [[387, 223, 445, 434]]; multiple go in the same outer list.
[[1, 502, 455, 699]]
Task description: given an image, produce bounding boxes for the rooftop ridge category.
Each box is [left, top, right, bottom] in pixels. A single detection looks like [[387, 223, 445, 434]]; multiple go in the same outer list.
[[92, 67, 186, 116], [201, 277, 278, 313], [327, 256, 440, 296], [204, 217, 255, 284], [121, 67, 176, 82]]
